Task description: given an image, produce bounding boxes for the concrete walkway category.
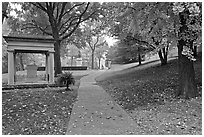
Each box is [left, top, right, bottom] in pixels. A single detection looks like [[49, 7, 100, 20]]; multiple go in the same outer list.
[[66, 70, 140, 135]]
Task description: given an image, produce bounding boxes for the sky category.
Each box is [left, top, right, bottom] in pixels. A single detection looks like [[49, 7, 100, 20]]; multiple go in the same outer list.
[[9, 2, 21, 18], [105, 36, 118, 47]]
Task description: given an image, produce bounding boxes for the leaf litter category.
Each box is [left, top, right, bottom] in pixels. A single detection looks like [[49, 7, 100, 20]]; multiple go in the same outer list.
[[2, 82, 79, 135], [98, 57, 202, 135]]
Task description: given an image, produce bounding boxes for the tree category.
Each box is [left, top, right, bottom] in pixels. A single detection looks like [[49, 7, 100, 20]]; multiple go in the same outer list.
[[106, 3, 157, 65], [2, 3, 10, 73], [115, 40, 137, 64], [117, 2, 178, 66], [2, 19, 11, 73], [173, 2, 201, 98], [9, 2, 101, 76], [106, 44, 119, 63], [87, 35, 107, 69], [100, 2, 130, 38], [2, 2, 9, 23], [82, 20, 107, 69], [114, 33, 153, 64], [118, 2, 202, 98], [2, 40, 8, 73]]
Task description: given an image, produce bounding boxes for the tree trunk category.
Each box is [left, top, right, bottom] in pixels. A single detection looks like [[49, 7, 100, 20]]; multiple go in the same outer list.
[[163, 46, 168, 63], [190, 40, 197, 57], [2, 2, 9, 23], [176, 10, 198, 99], [138, 53, 142, 65], [177, 41, 197, 98], [98, 58, 101, 69], [54, 40, 62, 76], [158, 48, 167, 66], [66, 80, 69, 90], [71, 56, 73, 66], [91, 52, 95, 69], [193, 45, 197, 57], [138, 47, 142, 65], [152, 37, 168, 66]]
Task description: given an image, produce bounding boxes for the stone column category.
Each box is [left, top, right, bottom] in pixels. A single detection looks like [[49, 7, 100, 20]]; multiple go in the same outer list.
[[8, 49, 14, 85], [13, 52, 16, 82], [45, 53, 49, 82], [48, 51, 55, 84]]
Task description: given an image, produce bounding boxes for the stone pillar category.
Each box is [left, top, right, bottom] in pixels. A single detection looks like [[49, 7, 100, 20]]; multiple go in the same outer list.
[[45, 53, 49, 82], [13, 52, 17, 82], [48, 51, 54, 84], [8, 50, 14, 85]]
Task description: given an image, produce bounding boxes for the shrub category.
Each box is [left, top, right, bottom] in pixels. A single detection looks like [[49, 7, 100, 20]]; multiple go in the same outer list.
[[57, 72, 75, 90]]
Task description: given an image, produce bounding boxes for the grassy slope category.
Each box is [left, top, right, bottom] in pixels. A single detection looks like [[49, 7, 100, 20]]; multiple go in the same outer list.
[[2, 77, 81, 135], [97, 54, 202, 135]]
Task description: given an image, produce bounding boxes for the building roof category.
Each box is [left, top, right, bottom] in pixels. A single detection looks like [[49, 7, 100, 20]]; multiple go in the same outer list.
[[3, 34, 54, 43]]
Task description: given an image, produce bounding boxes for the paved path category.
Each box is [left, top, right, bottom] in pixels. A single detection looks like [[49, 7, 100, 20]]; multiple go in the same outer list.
[[66, 70, 141, 135]]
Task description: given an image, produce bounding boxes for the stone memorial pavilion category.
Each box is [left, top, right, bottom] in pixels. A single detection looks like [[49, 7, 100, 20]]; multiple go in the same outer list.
[[3, 35, 55, 85]]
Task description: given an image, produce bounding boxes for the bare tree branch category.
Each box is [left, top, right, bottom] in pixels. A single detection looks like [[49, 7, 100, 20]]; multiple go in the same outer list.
[[128, 6, 137, 11], [93, 35, 100, 51], [59, 15, 78, 31], [61, 2, 85, 19], [57, 3, 67, 26], [61, 2, 90, 40], [52, 2, 56, 10], [31, 2, 47, 12], [60, 8, 98, 37], [87, 41, 94, 51], [22, 21, 53, 36], [59, 17, 79, 36], [37, 26, 53, 36], [81, 10, 98, 23], [57, 2, 86, 28], [55, 3, 60, 20], [96, 40, 106, 48], [45, 2, 49, 11]]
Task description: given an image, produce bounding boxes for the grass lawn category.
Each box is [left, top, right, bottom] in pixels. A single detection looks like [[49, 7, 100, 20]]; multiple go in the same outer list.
[[2, 76, 82, 135], [97, 54, 202, 135]]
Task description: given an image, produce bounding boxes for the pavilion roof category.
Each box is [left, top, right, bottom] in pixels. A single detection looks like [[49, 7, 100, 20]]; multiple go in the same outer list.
[[3, 34, 54, 43]]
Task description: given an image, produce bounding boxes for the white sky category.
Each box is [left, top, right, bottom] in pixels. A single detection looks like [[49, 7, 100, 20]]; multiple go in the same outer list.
[[105, 36, 118, 47], [9, 3, 22, 17]]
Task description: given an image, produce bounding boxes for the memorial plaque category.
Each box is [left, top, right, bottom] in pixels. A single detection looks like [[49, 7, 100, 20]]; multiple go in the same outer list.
[[26, 64, 38, 83]]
